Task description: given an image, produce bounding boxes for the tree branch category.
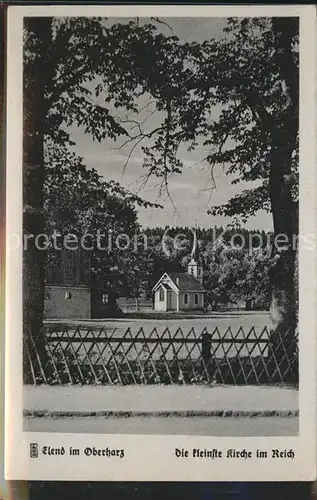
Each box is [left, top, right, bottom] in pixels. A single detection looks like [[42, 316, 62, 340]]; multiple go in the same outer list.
[[48, 66, 89, 106]]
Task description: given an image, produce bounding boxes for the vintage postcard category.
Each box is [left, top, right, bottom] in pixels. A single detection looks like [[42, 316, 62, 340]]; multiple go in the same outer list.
[[5, 4, 317, 481]]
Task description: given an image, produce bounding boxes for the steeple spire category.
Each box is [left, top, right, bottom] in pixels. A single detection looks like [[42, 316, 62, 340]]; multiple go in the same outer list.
[[188, 227, 203, 284], [191, 227, 200, 261]]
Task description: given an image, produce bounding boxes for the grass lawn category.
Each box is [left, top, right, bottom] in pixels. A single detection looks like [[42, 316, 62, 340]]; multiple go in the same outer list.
[[45, 310, 270, 336]]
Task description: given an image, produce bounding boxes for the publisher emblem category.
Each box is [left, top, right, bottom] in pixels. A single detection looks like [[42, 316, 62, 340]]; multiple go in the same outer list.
[[30, 443, 38, 458]]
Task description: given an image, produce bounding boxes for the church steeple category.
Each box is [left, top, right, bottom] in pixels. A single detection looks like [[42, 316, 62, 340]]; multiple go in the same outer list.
[[191, 227, 200, 261], [188, 228, 203, 284]]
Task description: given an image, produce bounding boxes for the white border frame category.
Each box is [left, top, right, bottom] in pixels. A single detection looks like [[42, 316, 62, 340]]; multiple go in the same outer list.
[[5, 4, 317, 481]]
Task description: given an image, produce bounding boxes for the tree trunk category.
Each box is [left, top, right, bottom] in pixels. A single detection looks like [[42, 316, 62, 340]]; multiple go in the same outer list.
[[23, 18, 52, 383], [268, 152, 298, 382], [268, 247, 298, 382], [266, 19, 299, 383], [245, 299, 252, 311]]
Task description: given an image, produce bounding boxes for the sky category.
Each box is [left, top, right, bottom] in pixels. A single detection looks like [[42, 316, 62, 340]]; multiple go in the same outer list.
[[68, 17, 273, 231]]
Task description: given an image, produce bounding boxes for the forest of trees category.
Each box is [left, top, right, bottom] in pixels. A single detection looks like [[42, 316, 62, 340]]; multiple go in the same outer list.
[[23, 16, 299, 380], [46, 220, 273, 312], [126, 226, 272, 310], [44, 156, 273, 311]]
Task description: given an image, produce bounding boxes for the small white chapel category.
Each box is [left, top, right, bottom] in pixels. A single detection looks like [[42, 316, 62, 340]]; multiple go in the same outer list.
[[152, 229, 206, 312]]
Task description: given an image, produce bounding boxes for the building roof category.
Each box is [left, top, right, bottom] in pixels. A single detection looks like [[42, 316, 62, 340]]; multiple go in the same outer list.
[[169, 273, 206, 292]]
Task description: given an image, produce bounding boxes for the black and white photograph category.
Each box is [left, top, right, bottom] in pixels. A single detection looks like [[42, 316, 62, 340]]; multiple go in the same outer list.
[[5, 4, 317, 482]]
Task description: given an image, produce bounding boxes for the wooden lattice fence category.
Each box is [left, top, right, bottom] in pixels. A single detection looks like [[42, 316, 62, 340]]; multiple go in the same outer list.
[[25, 324, 298, 386]]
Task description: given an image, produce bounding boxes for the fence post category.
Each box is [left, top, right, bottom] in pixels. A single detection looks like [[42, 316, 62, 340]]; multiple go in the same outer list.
[[202, 332, 212, 378]]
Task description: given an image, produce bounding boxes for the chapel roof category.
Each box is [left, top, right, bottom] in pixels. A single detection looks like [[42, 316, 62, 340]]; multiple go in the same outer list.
[[169, 273, 205, 292]]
